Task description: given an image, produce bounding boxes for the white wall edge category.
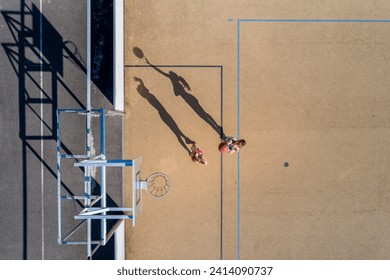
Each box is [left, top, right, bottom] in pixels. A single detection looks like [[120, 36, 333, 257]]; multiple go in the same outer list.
[[114, 0, 125, 260], [115, 220, 125, 260], [114, 0, 124, 112]]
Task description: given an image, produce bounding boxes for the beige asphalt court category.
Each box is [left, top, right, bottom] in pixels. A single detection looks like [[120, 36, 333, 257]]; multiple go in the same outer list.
[[123, 0, 390, 259]]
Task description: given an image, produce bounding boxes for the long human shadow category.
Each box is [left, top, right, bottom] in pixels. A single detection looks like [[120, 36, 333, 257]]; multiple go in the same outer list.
[[144, 56, 225, 140], [134, 77, 194, 154], [1, 1, 118, 259]]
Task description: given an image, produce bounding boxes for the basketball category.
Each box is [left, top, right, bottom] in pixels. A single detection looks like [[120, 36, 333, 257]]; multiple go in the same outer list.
[[218, 142, 229, 153]]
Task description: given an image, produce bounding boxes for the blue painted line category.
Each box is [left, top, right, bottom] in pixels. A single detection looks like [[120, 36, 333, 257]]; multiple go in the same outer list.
[[236, 16, 390, 262], [228, 18, 233, 22], [238, 18, 390, 23], [237, 19, 241, 260]]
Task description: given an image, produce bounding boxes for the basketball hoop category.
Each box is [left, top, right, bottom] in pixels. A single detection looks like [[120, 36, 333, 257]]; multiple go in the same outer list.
[[145, 172, 171, 198]]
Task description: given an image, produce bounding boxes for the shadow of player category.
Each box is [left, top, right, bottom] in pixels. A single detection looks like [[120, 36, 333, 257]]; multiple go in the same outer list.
[[144, 57, 225, 140], [134, 77, 194, 154]]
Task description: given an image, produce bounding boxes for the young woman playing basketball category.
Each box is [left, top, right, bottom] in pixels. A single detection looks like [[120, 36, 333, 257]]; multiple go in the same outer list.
[[218, 137, 246, 154], [190, 143, 207, 165]]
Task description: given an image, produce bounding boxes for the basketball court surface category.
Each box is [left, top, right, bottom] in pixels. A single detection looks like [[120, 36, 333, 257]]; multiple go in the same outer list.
[[123, 0, 390, 260], [2, 0, 390, 261]]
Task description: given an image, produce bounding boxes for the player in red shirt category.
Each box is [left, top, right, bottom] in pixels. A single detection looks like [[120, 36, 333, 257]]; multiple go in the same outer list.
[[190, 143, 207, 165]]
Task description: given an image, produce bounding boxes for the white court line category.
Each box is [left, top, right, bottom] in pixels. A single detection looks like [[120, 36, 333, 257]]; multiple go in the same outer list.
[[39, 0, 45, 260]]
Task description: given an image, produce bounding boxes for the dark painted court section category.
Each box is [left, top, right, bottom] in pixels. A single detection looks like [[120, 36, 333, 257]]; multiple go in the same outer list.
[[0, 0, 121, 260]]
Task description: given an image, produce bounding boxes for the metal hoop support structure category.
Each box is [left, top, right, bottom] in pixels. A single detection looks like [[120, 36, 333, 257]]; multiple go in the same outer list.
[[55, 0, 172, 260]]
